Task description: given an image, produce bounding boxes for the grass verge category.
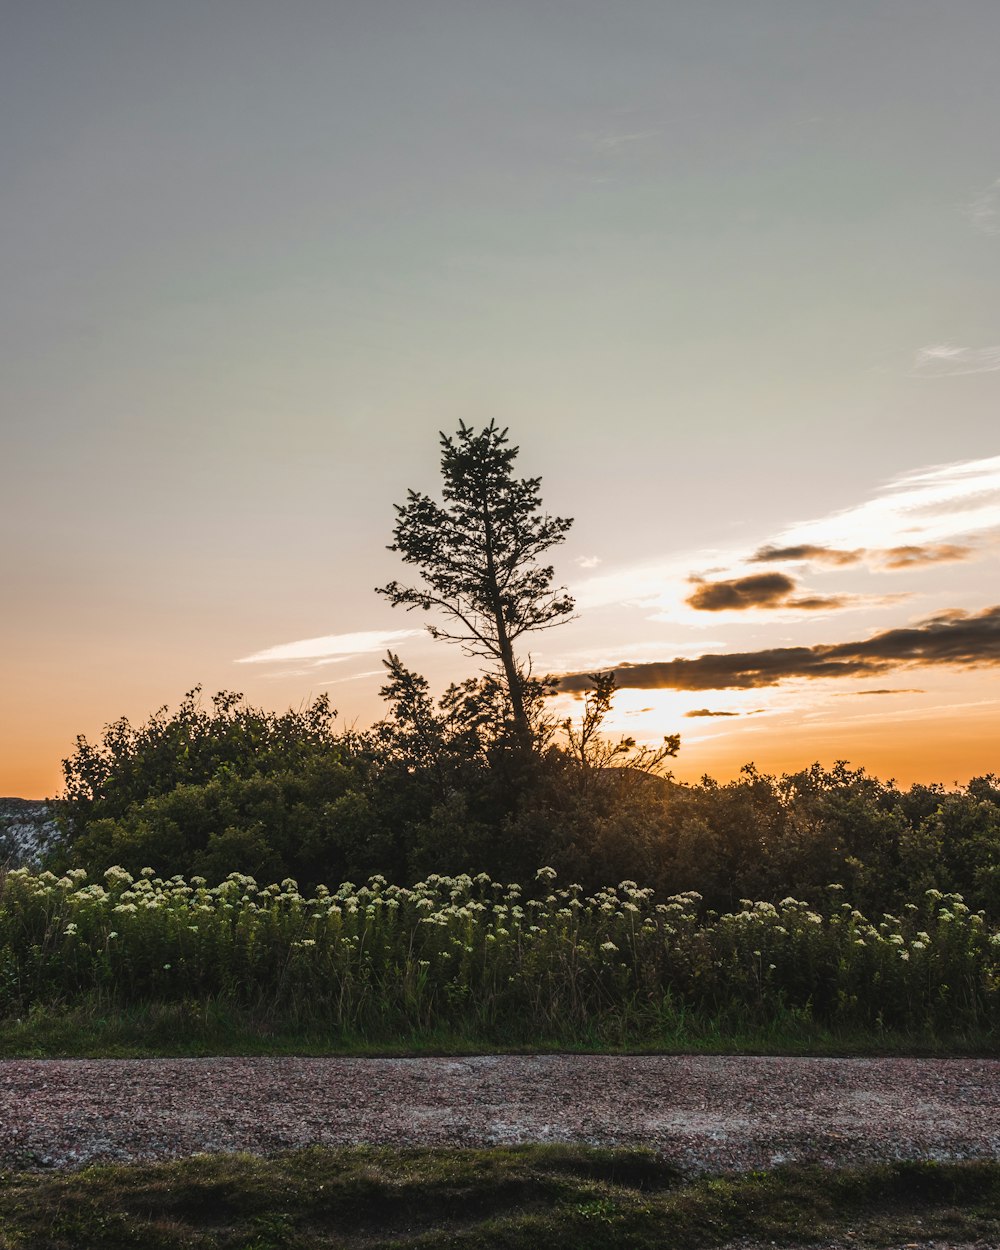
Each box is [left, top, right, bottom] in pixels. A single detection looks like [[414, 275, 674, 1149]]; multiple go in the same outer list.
[[0, 1001, 996, 1059], [1, 1146, 999, 1248]]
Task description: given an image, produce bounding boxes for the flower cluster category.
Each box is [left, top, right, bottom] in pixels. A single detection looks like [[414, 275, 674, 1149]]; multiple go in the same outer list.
[[0, 867, 996, 1037]]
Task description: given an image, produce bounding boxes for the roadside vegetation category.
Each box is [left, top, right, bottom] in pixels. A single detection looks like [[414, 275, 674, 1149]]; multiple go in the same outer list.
[[2, 1146, 999, 1249], [1, 866, 998, 1056]]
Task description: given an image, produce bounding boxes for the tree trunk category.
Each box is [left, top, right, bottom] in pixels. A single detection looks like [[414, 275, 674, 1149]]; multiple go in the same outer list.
[[496, 626, 531, 748], [481, 495, 533, 751]]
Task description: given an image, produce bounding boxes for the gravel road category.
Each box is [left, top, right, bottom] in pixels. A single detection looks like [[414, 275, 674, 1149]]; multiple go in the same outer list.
[[1, 1054, 997, 1176]]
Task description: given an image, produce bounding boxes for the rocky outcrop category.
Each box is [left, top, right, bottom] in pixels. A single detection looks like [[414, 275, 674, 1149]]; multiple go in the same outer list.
[[0, 798, 62, 868]]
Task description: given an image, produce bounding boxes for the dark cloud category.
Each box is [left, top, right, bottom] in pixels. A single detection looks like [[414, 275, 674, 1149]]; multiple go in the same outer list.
[[557, 606, 1000, 693], [750, 541, 973, 571], [686, 572, 795, 611], [685, 708, 740, 717], [785, 595, 852, 610], [686, 572, 852, 613], [879, 543, 973, 570], [751, 543, 866, 566]]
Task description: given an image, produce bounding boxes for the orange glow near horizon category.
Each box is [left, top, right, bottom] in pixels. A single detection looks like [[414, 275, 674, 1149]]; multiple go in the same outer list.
[[669, 703, 1000, 790], [6, 672, 998, 801]]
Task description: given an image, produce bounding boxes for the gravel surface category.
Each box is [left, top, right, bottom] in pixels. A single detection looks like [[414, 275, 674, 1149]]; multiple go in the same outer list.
[[1, 1054, 997, 1176]]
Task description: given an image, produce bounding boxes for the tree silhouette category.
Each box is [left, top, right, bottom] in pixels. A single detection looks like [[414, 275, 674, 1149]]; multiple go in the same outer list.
[[377, 421, 574, 747]]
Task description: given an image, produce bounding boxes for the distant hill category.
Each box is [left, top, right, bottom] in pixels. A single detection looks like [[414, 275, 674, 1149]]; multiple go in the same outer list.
[[0, 798, 61, 868]]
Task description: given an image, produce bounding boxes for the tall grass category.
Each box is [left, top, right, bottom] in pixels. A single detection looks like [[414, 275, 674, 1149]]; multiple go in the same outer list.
[[1, 866, 998, 1041]]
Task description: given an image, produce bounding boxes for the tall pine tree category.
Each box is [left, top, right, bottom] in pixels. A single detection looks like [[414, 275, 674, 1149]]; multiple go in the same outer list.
[[377, 422, 574, 748]]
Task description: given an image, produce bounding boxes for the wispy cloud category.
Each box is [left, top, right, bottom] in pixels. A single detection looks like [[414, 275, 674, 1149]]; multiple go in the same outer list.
[[832, 688, 925, 697], [578, 127, 659, 154], [571, 554, 694, 612], [320, 669, 386, 686], [575, 555, 602, 569], [685, 708, 740, 717], [766, 455, 1000, 554], [913, 344, 1000, 377], [557, 605, 1000, 693], [965, 177, 1000, 235], [236, 629, 421, 666]]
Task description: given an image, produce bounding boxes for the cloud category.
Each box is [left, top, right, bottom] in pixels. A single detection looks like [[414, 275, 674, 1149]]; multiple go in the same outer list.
[[833, 688, 925, 697], [686, 572, 795, 611], [966, 177, 1000, 235], [878, 543, 973, 570], [686, 571, 855, 614], [751, 543, 865, 566], [575, 555, 602, 569], [320, 669, 386, 686], [578, 127, 659, 154], [913, 344, 1000, 377], [557, 605, 1000, 693], [236, 629, 421, 665], [785, 595, 855, 610], [685, 708, 740, 717], [750, 540, 975, 572]]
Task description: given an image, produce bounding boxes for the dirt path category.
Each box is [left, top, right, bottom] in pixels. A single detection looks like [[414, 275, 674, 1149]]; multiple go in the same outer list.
[[1, 1054, 997, 1175]]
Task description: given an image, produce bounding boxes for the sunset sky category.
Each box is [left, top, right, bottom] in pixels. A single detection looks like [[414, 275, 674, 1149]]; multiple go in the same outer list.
[[3, 2, 999, 798]]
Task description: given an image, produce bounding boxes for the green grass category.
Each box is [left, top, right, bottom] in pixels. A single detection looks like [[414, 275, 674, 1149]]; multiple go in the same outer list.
[[1, 1146, 999, 1248], [1, 1000, 996, 1059]]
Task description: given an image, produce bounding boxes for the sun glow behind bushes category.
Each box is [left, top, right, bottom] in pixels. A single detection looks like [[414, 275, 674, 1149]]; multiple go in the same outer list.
[[1, 867, 997, 1039]]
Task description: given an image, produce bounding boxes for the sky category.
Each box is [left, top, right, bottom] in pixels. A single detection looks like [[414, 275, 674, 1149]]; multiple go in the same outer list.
[[2, 1, 998, 798]]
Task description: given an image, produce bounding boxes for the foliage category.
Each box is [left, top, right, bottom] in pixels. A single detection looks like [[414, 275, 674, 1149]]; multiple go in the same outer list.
[[3, 866, 999, 1039], [652, 763, 1000, 918], [50, 678, 1000, 918], [54, 689, 390, 887], [47, 667, 1000, 926], [364, 652, 569, 878], [512, 758, 1000, 919], [560, 671, 680, 778], [377, 421, 574, 745], [60, 687, 340, 828]]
